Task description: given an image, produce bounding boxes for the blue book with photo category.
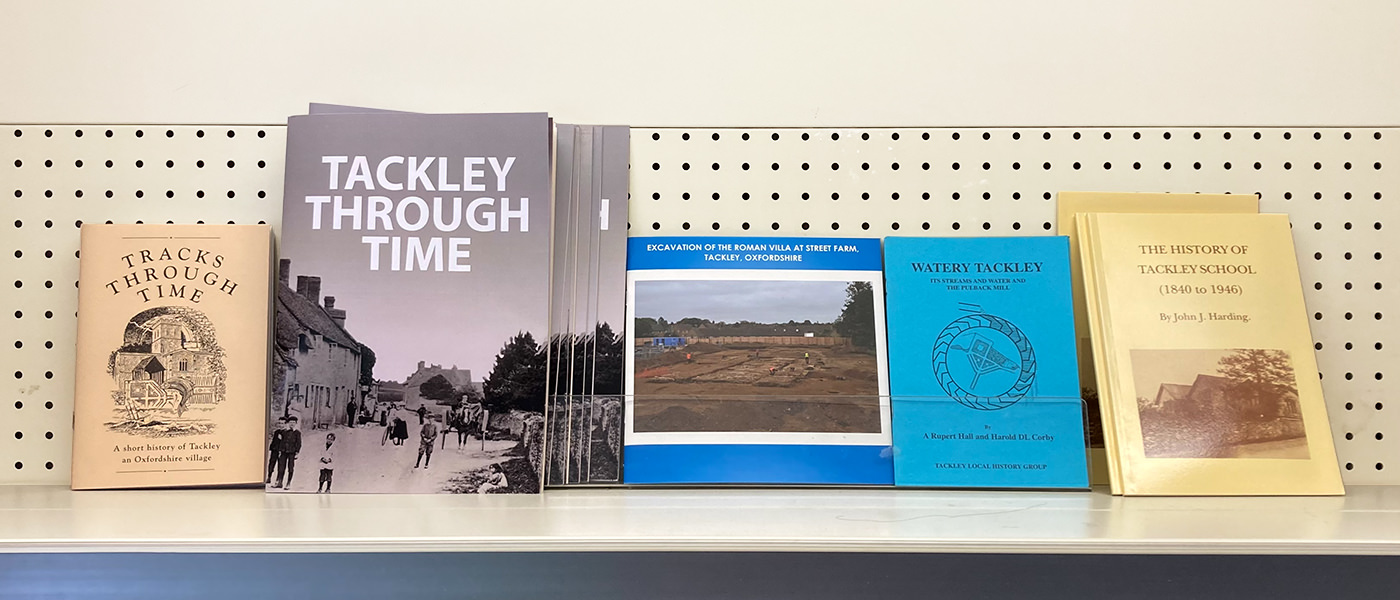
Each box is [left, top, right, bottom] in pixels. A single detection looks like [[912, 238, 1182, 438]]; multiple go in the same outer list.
[[884, 237, 1088, 488], [623, 236, 893, 485]]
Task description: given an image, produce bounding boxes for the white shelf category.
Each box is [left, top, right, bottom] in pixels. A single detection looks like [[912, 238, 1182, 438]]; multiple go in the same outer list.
[[2, 485, 1399, 555]]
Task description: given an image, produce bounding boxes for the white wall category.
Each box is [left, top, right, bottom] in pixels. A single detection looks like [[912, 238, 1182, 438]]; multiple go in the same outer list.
[[3, 1, 1397, 126]]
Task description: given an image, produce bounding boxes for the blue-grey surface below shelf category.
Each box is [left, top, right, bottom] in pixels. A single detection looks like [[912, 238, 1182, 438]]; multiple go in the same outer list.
[[1, 552, 1397, 600]]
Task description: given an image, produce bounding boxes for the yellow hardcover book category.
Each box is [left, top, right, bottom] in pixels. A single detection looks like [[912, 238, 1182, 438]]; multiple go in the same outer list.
[[71, 224, 272, 490], [1058, 191, 1258, 486], [1075, 214, 1121, 492], [1080, 212, 1343, 496]]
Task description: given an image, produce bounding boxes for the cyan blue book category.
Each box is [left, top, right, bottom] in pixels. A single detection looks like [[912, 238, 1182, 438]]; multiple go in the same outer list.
[[884, 237, 1088, 488], [623, 236, 893, 485]]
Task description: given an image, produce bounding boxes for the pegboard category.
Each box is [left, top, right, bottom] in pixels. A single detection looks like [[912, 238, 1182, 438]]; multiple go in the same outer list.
[[2, 126, 286, 484], [2, 126, 1395, 486]]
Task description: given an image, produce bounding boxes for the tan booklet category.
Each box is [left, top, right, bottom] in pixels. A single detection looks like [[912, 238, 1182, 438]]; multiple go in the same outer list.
[[1057, 191, 1258, 485], [71, 224, 272, 489], [1079, 212, 1343, 496]]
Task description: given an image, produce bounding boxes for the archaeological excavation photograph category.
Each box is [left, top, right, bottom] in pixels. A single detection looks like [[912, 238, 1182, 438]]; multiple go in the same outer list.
[[630, 279, 883, 434]]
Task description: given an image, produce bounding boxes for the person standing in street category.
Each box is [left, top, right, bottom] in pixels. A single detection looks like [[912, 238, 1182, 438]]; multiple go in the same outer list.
[[317, 432, 337, 493], [266, 419, 286, 485], [391, 414, 409, 446], [275, 417, 302, 489], [415, 404, 427, 425], [346, 398, 358, 428], [415, 417, 439, 469]]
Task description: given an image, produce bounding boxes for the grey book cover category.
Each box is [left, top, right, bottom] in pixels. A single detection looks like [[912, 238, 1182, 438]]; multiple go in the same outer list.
[[271, 111, 552, 494], [545, 125, 628, 486]]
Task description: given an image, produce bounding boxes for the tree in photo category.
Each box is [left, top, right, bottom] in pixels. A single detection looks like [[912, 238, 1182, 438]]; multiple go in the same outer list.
[[358, 343, 376, 388], [1217, 349, 1298, 421], [482, 331, 547, 416], [419, 373, 460, 406], [593, 322, 625, 395], [834, 281, 876, 350], [633, 317, 657, 338]]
